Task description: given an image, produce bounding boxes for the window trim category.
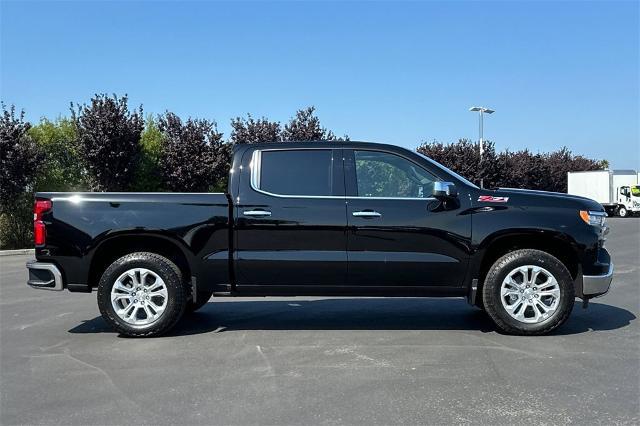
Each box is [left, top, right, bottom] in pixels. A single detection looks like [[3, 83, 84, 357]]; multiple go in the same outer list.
[[249, 147, 439, 201], [250, 148, 345, 199]]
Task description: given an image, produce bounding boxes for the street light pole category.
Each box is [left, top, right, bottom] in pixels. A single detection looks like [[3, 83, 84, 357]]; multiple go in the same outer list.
[[469, 106, 495, 188]]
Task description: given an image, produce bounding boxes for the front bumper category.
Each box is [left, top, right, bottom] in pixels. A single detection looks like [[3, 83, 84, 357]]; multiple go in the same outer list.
[[582, 263, 614, 298], [26, 260, 64, 291]]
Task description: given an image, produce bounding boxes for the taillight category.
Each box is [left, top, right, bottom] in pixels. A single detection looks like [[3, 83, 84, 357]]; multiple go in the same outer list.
[[33, 199, 52, 246]]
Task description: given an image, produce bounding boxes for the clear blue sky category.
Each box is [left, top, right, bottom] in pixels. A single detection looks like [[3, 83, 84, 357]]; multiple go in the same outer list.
[[1, 0, 638, 169]]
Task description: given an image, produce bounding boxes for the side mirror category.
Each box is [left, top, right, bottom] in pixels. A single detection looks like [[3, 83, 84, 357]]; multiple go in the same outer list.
[[432, 181, 458, 199]]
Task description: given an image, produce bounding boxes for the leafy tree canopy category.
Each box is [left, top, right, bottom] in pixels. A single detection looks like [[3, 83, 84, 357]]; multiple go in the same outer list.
[[0, 103, 42, 208], [230, 114, 281, 144], [29, 117, 85, 192], [132, 115, 164, 191], [282, 106, 347, 142], [71, 94, 143, 191], [158, 112, 229, 192]]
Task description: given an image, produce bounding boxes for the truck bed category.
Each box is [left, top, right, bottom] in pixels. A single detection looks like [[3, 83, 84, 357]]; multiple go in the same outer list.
[[35, 192, 231, 292]]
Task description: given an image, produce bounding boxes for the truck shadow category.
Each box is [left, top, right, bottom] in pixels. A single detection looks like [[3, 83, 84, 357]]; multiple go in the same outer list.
[[68, 298, 636, 337]]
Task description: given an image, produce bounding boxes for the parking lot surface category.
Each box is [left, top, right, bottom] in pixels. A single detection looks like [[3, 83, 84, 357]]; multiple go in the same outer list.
[[1, 218, 638, 425]]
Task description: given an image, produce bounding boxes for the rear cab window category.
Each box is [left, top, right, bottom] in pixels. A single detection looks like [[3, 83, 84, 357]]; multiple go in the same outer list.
[[252, 149, 341, 197]]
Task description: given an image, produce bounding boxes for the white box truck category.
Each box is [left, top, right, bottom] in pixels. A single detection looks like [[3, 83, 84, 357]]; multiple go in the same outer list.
[[567, 170, 640, 217]]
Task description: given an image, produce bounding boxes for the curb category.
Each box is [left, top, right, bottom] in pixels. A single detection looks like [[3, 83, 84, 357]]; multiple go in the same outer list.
[[0, 249, 35, 257]]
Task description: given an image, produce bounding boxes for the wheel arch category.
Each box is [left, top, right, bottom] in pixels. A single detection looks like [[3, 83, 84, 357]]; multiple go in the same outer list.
[[471, 230, 580, 303], [88, 233, 194, 289]]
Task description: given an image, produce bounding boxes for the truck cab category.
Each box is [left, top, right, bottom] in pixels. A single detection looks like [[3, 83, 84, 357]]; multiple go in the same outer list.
[[616, 185, 640, 217]]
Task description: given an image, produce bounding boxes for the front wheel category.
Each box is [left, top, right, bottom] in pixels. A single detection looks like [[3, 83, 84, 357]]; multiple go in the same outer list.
[[97, 252, 187, 337], [482, 249, 574, 335], [618, 206, 628, 217]]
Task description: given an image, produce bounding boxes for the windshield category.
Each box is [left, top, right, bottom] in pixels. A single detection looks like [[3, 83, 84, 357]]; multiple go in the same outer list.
[[631, 185, 640, 197], [416, 152, 479, 189]]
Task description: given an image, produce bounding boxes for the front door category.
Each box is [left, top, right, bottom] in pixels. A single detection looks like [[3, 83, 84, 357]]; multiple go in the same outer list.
[[235, 147, 347, 287], [345, 148, 471, 287]]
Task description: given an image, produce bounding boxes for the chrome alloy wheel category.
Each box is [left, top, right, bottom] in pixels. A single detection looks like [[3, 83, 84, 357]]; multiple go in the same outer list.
[[110, 268, 168, 326], [500, 265, 561, 324]]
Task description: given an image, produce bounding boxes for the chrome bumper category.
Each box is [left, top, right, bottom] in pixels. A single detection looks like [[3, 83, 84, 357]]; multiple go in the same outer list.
[[582, 263, 613, 297], [26, 260, 64, 291]]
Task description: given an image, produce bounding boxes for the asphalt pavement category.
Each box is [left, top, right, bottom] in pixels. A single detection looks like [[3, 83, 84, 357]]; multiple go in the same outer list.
[[1, 218, 638, 425]]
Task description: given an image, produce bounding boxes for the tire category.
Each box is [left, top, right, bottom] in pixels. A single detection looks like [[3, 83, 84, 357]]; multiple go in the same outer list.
[[97, 252, 187, 337], [482, 249, 574, 335], [185, 289, 214, 313], [618, 206, 628, 217]]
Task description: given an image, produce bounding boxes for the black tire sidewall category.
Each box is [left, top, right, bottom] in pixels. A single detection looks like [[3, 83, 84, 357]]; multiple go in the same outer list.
[[97, 252, 186, 337], [484, 250, 574, 334], [618, 207, 627, 217]]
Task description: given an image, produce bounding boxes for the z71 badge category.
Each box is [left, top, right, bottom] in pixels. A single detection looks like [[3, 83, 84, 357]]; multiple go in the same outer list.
[[478, 195, 509, 203]]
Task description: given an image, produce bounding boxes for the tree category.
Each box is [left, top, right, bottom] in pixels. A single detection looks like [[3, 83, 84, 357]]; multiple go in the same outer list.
[[0, 103, 43, 248], [417, 139, 500, 188], [282, 106, 347, 141], [71, 94, 143, 191], [230, 114, 281, 144], [158, 112, 229, 192], [494, 149, 551, 190], [132, 115, 164, 191], [417, 139, 604, 191], [29, 117, 86, 192], [545, 147, 602, 193], [0, 104, 41, 204]]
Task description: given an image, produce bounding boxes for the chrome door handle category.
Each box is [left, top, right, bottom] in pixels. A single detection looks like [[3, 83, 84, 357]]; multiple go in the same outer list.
[[352, 210, 382, 218], [243, 210, 272, 217]]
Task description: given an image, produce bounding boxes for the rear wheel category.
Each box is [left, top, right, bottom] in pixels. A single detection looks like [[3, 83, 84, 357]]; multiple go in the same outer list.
[[482, 249, 574, 335], [97, 252, 186, 337]]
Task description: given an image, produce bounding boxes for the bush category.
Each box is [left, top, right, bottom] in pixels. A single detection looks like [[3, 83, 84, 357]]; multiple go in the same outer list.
[[417, 140, 603, 192], [132, 115, 164, 191], [230, 114, 281, 144], [158, 112, 230, 192], [29, 117, 86, 192], [417, 139, 501, 188], [71, 94, 143, 191], [0, 193, 33, 249], [282, 106, 347, 141], [0, 104, 42, 205], [0, 104, 43, 249]]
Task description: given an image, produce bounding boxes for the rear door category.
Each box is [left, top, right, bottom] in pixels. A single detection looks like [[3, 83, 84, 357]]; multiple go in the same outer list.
[[235, 147, 347, 287], [345, 148, 471, 287]]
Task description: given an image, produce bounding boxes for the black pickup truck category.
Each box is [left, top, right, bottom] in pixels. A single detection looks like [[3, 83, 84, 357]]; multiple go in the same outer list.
[[27, 141, 613, 337]]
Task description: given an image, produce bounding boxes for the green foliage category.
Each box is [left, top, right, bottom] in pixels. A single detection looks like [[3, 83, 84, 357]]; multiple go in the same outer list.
[[132, 115, 164, 191], [0, 193, 33, 249], [29, 117, 86, 192]]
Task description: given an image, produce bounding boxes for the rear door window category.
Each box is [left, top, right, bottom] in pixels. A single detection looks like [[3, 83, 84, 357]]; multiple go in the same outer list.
[[258, 149, 334, 196]]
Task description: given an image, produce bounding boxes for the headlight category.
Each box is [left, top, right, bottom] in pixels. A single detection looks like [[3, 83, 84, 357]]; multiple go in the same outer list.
[[579, 210, 607, 227]]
